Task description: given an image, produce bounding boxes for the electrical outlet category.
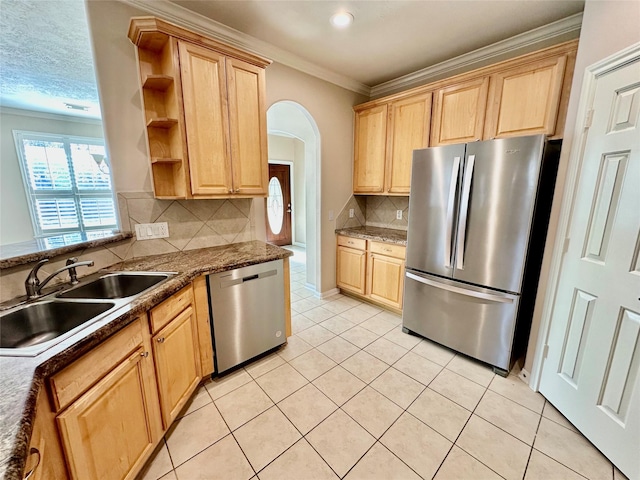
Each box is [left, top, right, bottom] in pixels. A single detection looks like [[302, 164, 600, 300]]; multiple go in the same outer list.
[[396, 209, 403, 220], [349, 208, 355, 218], [328, 210, 334, 221], [135, 222, 169, 240]]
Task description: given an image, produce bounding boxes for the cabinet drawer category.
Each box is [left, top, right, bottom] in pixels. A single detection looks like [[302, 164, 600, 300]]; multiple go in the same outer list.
[[337, 235, 366, 250], [49, 317, 145, 412], [369, 241, 406, 259], [150, 285, 194, 333]]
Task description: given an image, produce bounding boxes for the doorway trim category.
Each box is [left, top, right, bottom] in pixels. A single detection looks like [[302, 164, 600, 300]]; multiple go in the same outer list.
[[267, 101, 322, 294], [530, 42, 640, 390]]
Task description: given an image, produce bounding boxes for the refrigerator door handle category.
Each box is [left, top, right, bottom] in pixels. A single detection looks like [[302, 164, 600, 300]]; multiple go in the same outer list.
[[456, 154, 475, 270], [444, 156, 461, 267], [406, 271, 516, 304]]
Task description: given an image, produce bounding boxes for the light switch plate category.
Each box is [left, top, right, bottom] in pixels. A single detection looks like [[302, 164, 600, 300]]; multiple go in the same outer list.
[[135, 222, 170, 240], [396, 209, 403, 220], [349, 208, 354, 218], [328, 210, 334, 221]]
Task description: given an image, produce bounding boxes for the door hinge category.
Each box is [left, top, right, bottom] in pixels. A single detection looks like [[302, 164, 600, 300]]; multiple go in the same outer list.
[[584, 109, 594, 129], [543, 344, 549, 359]]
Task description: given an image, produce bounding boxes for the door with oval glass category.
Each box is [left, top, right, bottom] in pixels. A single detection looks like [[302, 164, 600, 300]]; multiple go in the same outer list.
[[265, 164, 292, 246]]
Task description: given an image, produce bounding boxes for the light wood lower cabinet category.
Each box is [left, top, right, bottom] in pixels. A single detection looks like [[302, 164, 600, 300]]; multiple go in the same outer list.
[[336, 236, 406, 311], [56, 317, 162, 480], [368, 252, 405, 309], [152, 305, 201, 428]]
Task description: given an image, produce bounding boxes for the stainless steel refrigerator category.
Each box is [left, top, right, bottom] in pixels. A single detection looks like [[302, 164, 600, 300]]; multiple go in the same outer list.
[[402, 134, 560, 375]]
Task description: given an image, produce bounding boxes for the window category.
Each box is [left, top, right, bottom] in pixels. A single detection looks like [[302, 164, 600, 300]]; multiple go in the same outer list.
[[14, 131, 118, 238]]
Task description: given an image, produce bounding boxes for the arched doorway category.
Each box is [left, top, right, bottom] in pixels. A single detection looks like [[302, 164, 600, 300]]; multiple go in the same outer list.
[[266, 101, 321, 293]]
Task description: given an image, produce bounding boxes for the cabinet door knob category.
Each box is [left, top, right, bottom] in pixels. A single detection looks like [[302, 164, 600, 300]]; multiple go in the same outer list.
[[23, 447, 41, 480], [140, 351, 149, 357], [228, 189, 233, 193], [157, 337, 165, 343], [235, 188, 240, 193]]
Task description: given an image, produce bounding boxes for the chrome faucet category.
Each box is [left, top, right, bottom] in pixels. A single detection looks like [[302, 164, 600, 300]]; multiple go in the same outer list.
[[25, 257, 94, 299]]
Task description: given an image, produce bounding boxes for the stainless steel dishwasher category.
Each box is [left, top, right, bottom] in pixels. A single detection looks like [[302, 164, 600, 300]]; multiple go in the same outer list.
[[207, 259, 285, 373]]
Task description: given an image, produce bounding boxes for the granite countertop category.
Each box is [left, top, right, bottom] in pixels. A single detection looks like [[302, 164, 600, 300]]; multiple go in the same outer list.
[[0, 232, 133, 269], [335, 226, 407, 245], [0, 241, 292, 480]]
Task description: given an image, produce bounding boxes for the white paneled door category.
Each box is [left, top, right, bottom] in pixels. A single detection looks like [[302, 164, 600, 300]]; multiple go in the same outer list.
[[539, 49, 640, 479]]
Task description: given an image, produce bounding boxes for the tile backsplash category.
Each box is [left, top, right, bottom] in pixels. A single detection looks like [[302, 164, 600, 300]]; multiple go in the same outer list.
[[336, 195, 409, 231], [0, 192, 255, 303]]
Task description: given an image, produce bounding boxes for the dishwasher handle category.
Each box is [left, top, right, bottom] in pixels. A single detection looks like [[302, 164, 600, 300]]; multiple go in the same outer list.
[[220, 269, 277, 288]]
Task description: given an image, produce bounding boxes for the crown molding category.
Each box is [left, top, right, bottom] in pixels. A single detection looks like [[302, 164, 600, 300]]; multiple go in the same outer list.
[[0, 106, 103, 125], [370, 12, 583, 98], [123, 0, 371, 96]]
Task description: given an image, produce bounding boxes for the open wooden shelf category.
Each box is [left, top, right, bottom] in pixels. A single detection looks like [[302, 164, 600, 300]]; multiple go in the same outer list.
[[147, 118, 179, 128], [143, 74, 174, 91], [151, 157, 182, 164]]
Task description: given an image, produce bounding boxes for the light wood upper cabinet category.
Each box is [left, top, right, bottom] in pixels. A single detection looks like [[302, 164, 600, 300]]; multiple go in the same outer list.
[[354, 93, 431, 195], [386, 94, 431, 194], [179, 41, 232, 196], [226, 58, 269, 195], [129, 17, 271, 199], [56, 318, 162, 480], [352, 40, 578, 194], [431, 77, 489, 146], [484, 55, 567, 139], [353, 105, 388, 193]]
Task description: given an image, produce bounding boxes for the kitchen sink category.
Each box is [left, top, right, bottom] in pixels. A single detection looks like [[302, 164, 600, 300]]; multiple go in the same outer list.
[[57, 273, 170, 300], [0, 300, 115, 349]]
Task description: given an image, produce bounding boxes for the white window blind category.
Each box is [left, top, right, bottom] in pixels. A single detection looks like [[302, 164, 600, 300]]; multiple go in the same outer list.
[[14, 131, 118, 238]]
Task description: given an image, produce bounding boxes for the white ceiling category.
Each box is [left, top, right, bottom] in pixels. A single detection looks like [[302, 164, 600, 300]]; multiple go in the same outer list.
[[0, 0, 584, 118], [0, 0, 101, 118], [168, 0, 585, 87]]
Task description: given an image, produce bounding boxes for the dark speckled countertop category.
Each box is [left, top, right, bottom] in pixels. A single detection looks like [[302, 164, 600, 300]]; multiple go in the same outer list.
[[335, 226, 407, 245], [0, 241, 292, 480]]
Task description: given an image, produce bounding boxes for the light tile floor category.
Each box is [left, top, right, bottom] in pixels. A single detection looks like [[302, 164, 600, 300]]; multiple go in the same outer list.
[[139, 247, 626, 480]]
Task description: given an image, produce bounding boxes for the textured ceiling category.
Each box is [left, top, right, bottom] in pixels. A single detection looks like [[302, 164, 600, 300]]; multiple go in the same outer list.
[[0, 0, 101, 118], [169, 0, 585, 86]]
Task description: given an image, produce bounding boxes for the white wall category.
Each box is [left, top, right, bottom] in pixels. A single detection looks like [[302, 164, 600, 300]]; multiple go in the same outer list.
[[525, 0, 640, 374], [85, 1, 367, 294], [0, 108, 104, 245]]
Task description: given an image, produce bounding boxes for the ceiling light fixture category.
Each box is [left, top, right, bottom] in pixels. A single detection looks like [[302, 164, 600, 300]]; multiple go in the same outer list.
[[330, 11, 354, 28]]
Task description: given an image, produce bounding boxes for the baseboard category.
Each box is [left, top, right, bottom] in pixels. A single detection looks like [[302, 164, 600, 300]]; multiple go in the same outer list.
[[518, 368, 531, 387], [292, 242, 306, 248], [315, 287, 339, 299]]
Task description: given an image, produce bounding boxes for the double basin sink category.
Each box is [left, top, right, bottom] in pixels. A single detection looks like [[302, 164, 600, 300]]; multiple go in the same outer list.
[[0, 272, 173, 356]]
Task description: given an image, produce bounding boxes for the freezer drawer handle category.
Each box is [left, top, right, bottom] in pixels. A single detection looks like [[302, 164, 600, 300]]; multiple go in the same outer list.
[[456, 154, 475, 270], [445, 156, 461, 268], [406, 272, 515, 304]]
